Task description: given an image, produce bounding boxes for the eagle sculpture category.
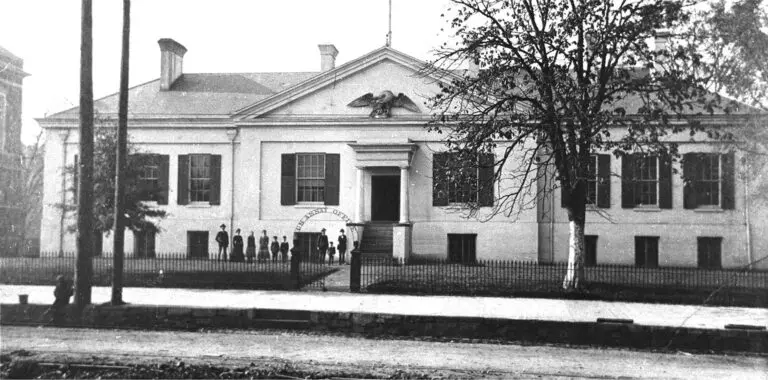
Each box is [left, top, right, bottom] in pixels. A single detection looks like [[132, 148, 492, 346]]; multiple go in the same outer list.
[[347, 90, 421, 118]]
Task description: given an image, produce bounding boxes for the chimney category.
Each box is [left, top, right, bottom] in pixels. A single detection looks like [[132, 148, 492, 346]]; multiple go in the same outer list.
[[158, 38, 187, 91], [318, 44, 339, 72]]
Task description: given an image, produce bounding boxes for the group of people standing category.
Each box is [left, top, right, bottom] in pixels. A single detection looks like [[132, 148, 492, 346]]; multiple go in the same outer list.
[[214, 224, 350, 265], [215, 224, 290, 263], [316, 227, 348, 265]]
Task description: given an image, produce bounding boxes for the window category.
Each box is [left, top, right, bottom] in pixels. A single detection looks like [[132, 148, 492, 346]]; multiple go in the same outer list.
[[697, 237, 722, 270], [695, 154, 720, 206], [189, 154, 211, 202], [585, 235, 598, 267], [633, 156, 658, 206], [134, 230, 156, 258], [683, 152, 735, 210], [448, 234, 477, 264], [296, 153, 325, 202], [586, 156, 598, 205], [187, 231, 209, 259], [433, 153, 494, 206], [140, 163, 160, 191], [634, 236, 659, 268]]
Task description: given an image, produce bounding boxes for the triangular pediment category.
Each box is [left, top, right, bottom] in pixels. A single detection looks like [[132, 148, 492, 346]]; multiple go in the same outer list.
[[233, 47, 459, 121]]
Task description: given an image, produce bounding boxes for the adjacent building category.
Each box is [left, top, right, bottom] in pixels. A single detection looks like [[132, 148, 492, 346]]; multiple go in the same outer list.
[[0, 45, 28, 254], [38, 38, 766, 269]]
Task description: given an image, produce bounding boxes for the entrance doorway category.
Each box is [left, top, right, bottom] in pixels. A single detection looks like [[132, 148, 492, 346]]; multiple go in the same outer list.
[[371, 175, 400, 221]]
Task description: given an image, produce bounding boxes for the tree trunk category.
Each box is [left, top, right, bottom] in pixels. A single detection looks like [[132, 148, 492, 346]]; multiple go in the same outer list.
[[111, 0, 130, 306], [75, 0, 94, 307], [562, 182, 587, 291]]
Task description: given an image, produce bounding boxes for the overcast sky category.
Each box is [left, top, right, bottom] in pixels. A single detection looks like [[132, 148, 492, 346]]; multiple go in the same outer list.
[[1, 0, 452, 144]]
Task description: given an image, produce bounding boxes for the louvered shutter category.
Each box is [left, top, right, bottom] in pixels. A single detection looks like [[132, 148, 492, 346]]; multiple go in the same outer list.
[[324, 154, 340, 205], [478, 153, 494, 207], [658, 155, 672, 209], [621, 154, 635, 208], [209, 155, 222, 205], [177, 155, 189, 205], [721, 152, 735, 209], [597, 154, 611, 208], [432, 153, 449, 206], [281, 154, 296, 205], [158, 155, 170, 205]]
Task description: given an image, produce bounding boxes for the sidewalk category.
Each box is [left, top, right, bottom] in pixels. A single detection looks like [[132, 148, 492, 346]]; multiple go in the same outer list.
[[2, 284, 766, 330]]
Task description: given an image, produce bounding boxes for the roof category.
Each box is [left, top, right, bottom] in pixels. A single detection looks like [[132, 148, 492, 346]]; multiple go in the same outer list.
[[47, 71, 318, 119]]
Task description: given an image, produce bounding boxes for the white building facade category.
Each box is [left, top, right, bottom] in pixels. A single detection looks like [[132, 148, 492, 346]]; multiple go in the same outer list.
[[38, 39, 767, 269]]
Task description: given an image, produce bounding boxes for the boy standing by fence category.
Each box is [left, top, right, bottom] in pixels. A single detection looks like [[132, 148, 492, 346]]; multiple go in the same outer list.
[[328, 242, 336, 265], [280, 236, 290, 263]]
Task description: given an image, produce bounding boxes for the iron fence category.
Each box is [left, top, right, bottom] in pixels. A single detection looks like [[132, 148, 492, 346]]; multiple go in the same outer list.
[[358, 257, 768, 307], [0, 252, 338, 290]]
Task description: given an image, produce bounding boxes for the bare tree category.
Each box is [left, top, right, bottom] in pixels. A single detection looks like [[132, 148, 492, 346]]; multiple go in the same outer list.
[[426, 0, 761, 290], [15, 131, 45, 256]]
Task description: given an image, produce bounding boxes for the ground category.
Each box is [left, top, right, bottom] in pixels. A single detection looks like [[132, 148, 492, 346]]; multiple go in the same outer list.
[[1, 326, 766, 379]]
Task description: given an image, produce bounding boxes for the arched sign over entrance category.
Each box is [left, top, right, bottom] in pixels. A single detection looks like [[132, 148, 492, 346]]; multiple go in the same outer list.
[[294, 207, 359, 244]]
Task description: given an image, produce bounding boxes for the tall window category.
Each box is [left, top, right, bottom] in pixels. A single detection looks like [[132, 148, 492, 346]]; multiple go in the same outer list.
[[448, 161, 478, 203], [296, 153, 325, 203], [141, 163, 160, 191], [632, 156, 658, 206], [189, 154, 211, 202], [585, 156, 598, 205], [585, 235, 598, 267], [695, 154, 720, 206]]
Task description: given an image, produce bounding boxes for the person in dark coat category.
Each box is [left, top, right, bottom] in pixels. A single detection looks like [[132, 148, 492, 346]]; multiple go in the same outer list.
[[50, 274, 73, 324], [317, 228, 329, 263], [280, 236, 290, 263], [258, 230, 270, 261], [246, 231, 256, 263], [270, 236, 280, 262], [215, 224, 229, 261], [328, 242, 336, 265], [231, 229, 244, 262], [337, 229, 348, 265]]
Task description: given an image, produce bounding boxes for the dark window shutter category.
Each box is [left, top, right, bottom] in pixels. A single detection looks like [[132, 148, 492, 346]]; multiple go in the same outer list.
[[432, 153, 449, 206], [209, 155, 222, 205], [648, 238, 659, 268], [560, 185, 568, 208], [621, 154, 635, 208], [281, 154, 296, 205], [478, 153, 494, 207], [158, 155, 170, 205], [597, 154, 611, 208], [683, 153, 698, 209], [721, 152, 735, 209], [697, 237, 706, 269], [324, 154, 340, 205], [177, 155, 189, 205], [658, 155, 672, 209], [634, 237, 644, 267], [73, 154, 79, 204]]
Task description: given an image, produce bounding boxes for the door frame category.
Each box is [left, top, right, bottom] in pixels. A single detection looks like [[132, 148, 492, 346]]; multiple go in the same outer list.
[[370, 174, 400, 221]]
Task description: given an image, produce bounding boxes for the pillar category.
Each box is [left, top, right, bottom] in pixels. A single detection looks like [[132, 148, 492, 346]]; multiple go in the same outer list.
[[399, 166, 409, 224], [356, 167, 365, 223]]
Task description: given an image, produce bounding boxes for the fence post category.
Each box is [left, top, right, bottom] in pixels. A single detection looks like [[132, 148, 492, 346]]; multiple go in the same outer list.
[[350, 249, 361, 293], [290, 248, 301, 290]]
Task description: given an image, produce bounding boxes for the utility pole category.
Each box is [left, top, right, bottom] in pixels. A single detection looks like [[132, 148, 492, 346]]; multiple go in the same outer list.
[[75, 0, 94, 307], [111, 0, 130, 305]]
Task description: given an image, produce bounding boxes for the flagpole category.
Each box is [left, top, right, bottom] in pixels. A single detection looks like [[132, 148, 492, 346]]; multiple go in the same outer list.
[[386, 0, 392, 47]]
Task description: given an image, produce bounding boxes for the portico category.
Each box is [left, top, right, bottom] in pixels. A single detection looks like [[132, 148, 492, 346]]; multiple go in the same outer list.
[[350, 141, 418, 260]]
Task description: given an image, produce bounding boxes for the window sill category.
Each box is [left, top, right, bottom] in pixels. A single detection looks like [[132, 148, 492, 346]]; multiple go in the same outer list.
[[633, 207, 661, 212], [186, 202, 211, 208], [294, 202, 326, 209], [694, 207, 724, 213]]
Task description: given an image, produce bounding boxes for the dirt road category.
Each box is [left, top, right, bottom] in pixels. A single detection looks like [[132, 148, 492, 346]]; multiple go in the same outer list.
[[1, 326, 766, 379]]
